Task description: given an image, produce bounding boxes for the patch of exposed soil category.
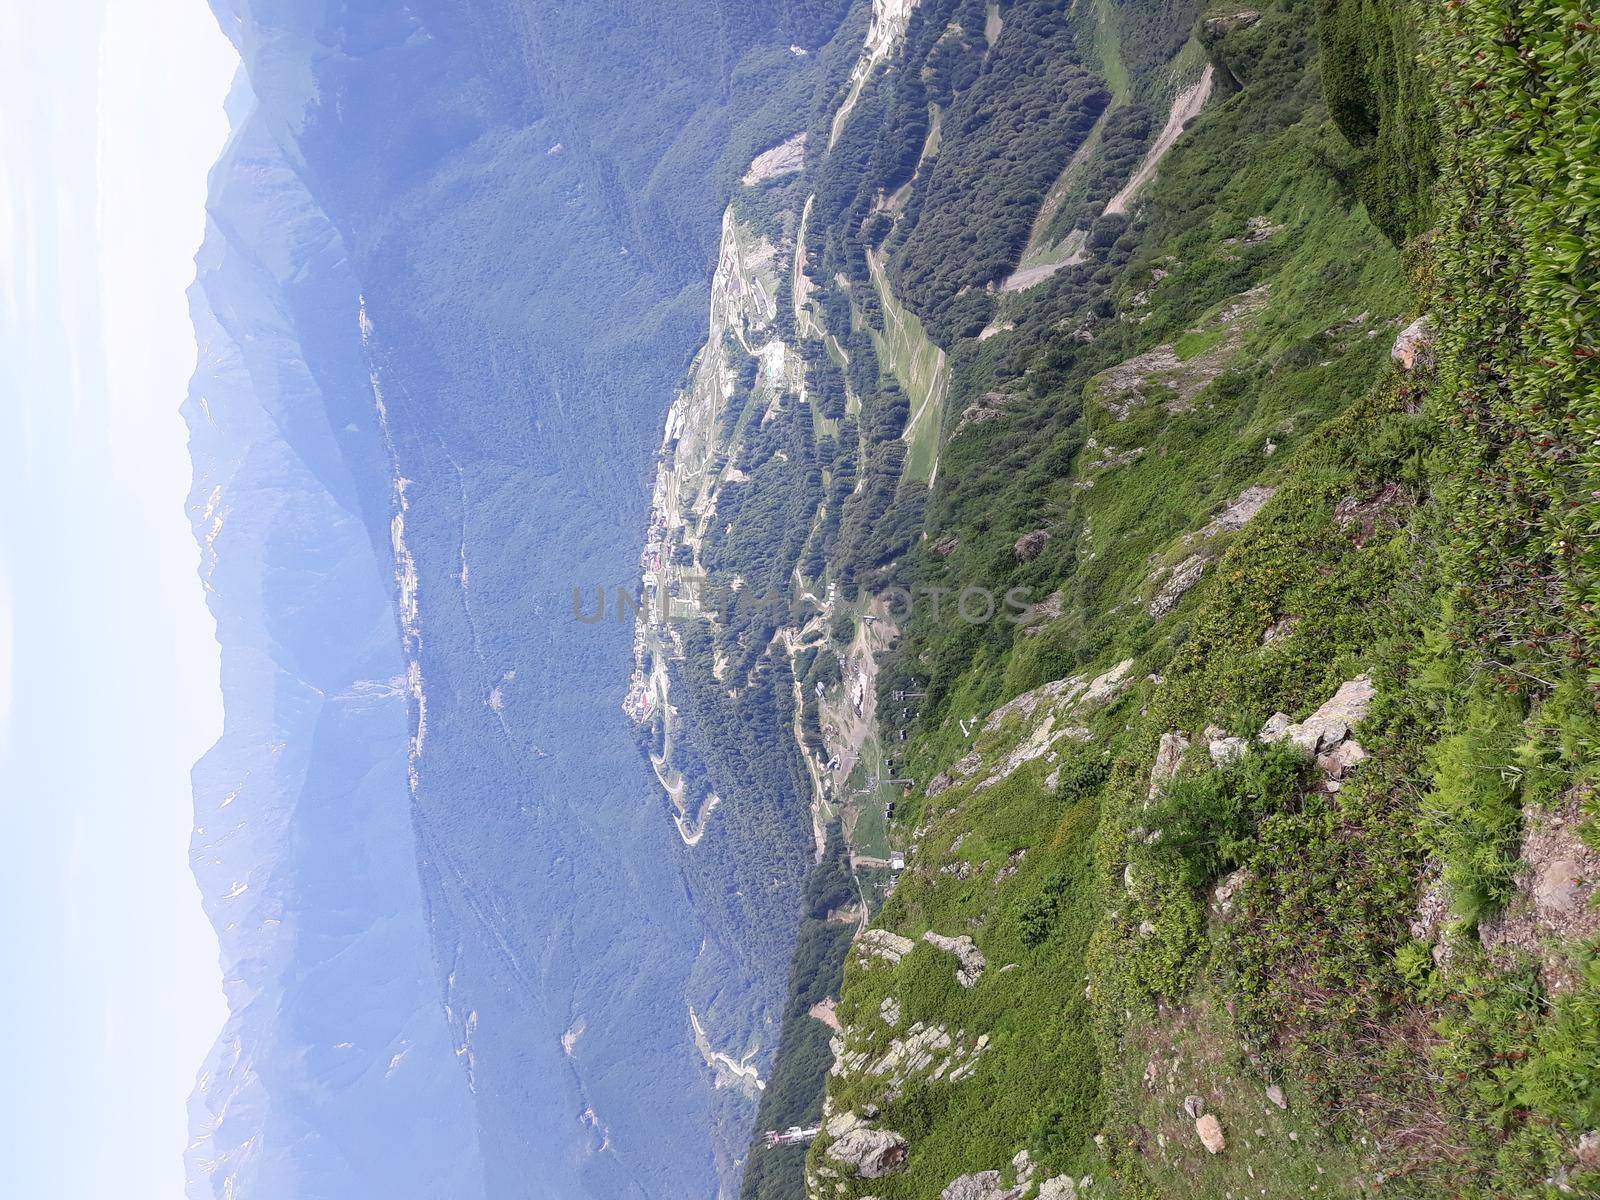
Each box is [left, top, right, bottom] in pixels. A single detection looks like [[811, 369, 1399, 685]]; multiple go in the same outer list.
[[1480, 788, 1600, 994]]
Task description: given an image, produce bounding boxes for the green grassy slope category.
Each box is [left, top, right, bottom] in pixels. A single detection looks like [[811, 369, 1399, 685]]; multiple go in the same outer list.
[[799, 2, 1600, 1198]]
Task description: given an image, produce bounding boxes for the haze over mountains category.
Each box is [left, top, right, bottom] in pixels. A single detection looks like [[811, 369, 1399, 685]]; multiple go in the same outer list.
[[187, 2, 861, 1196]]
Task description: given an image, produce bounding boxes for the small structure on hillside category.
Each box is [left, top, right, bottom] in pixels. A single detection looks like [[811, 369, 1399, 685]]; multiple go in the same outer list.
[[763, 1125, 820, 1149]]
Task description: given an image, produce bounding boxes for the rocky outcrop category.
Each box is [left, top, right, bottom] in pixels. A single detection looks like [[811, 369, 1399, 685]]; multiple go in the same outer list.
[[1262, 615, 1299, 645], [924, 659, 1136, 800], [923, 931, 987, 988], [1094, 286, 1270, 419], [981, 659, 1132, 738], [1015, 590, 1065, 636], [1148, 485, 1278, 618], [825, 1109, 866, 1140], [832, 1020, 990, 1084], [1194, 485, 1276, 540], [1259, 675, 1375, 757], [1206, 725, 1249, 766], [1075, 438, 1146, 491], [1011, 1150, 1036, 1190], [927, 751, 985, 798], [1083, 659, 1137, 706], [1334, 481, 1410, 546], [1392, 314, 1435, 370], [975, 714, 1091, 793], [1148, 732, 1191, 798], [825, 1127, 909, 1178], [1203, 9, 1262, 39], [1014, 530, 1052, 562], [1227, 214, 1282, 245], [1037, 1177, 1080, 1200], [1211, 867, 1253, 919], [857, 929, 917, 967], [941, 1171, 1026, 1200], [1316, 738, 1369, 779], [955, 392, 1020, 433], [1259, 711, 1293, 741], [1149, 554, 1208, 617], [1409, 872, 1453, 945], [1200, 9, 1263, 91]]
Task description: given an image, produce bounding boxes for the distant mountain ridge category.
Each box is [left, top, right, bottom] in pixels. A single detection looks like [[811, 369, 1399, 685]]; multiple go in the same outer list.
[[188, 1, 860, 1196], [184, 68, 485, 1198]]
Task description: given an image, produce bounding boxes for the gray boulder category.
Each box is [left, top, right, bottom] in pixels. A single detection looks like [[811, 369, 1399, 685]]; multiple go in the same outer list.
[[1208, 731, 1249, 766], [1259, 711, 1292, 741], [1147, 731, 1190, 797], [1149, 553, 1207, 617], [826, 1128, 909, 1178], [1317, 739, 1368, 779], [858, 928, 916, 965], [1014, 530, 1051, 562], [923, 930, 987, 988], [1259, 676, 1374, 756], [941, 1171, 1026, 1200], [1392, 315, 1435, 370]]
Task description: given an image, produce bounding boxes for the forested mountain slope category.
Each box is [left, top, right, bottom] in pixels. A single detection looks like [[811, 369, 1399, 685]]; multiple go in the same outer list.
[[189, 2, 868, 1197], [627, 2, 1600, 1198]]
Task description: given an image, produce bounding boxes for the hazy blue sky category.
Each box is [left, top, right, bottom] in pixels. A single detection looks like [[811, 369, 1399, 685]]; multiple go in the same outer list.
[[0, 2, 237, 1196]]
